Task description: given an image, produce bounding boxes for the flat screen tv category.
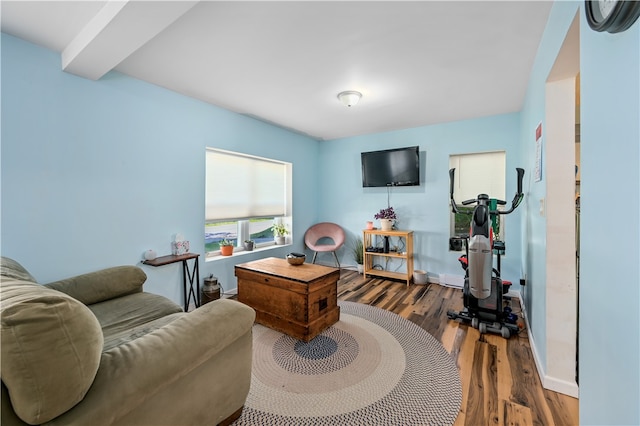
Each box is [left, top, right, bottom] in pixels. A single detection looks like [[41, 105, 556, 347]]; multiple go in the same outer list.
[[361, 146, 420, 187]]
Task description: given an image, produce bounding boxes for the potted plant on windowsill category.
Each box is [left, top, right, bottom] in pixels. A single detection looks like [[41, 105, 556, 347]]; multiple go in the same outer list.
[[243, 240, 255, 251], [219, 239, 234, 256], [271, 223, 289, 245], [351, 237, 364, 273], [374, 207, 397, 231]]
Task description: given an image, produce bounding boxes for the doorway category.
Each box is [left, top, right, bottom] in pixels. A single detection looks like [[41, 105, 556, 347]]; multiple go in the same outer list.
[[542, 12, 580, 397]]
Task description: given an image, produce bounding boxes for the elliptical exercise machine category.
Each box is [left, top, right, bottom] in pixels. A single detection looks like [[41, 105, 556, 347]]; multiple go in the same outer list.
[[446, 167, 525, 338]]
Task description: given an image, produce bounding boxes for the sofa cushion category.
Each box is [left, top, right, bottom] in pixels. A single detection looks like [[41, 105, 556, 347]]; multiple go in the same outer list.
[[0, 279, 103, 424], [45, 266, 147, 305], [0, 256, 37, 283], [101, 312, 184, 351], [87, 292, 184, 351], [88, 292, 183, 344]]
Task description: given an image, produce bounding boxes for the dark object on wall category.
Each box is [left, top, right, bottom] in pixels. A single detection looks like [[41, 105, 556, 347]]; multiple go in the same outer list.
[[585, 0, 640, 33], [449, 236, 465, 252], [361, 146, 420, 187]]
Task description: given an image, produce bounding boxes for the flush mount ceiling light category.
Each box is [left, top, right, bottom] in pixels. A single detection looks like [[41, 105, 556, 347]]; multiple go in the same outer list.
[[337, 91, 362, 107]]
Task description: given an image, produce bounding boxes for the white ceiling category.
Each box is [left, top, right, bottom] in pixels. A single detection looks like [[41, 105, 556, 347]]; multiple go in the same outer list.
[[1, 1, 552, 141]]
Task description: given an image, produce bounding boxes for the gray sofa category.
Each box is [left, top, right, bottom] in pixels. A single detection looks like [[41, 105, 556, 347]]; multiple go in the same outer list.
[[0, 257, 255, 426]]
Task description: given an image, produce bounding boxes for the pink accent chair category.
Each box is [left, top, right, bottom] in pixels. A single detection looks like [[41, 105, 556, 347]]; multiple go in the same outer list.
[[304, 222, 346, 268]]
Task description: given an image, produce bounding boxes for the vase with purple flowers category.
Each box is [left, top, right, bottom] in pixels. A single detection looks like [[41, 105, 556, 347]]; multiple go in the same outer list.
[[374, 207, 396, 231]]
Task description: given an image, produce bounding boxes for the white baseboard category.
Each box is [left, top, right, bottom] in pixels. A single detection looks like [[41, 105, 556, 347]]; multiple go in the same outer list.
[[438, 273, 464, 288], [544, 376, 579, 398], [223, 288, 237, 297], [516, 290, 579, 398]]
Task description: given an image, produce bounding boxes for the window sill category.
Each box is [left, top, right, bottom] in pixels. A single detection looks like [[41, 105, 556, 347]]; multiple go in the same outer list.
[[205, 242, 292, 262]]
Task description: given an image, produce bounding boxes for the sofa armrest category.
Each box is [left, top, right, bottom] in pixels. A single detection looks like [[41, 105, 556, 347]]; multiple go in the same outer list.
[[49, 299, 256, 425], [44, 266, 146, 305]]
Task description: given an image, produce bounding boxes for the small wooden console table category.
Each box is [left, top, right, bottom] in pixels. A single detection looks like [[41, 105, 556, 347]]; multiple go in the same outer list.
[[143, 253, 200, 311], [235, 257, 340, 342], [363, 229, 414, 286]]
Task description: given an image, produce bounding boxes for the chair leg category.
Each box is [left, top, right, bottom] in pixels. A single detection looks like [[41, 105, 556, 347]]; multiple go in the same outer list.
[[312, 252, 318, 264], [332, 251, 340, 269]]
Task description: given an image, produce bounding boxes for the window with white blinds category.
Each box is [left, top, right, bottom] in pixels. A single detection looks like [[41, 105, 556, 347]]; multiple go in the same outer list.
[[449, 151, 506, 242], [449, 151, 506, 202], [205, 148, 291, 222]]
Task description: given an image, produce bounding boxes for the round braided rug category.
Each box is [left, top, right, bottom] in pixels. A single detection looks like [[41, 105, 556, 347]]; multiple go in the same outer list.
[[232, 301, 462, 426]]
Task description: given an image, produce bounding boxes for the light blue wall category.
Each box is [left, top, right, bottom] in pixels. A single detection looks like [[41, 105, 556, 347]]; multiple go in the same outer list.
[[519, 1, 639, 424], [1, 34, 320, 303], [518, 0, 580, 378], [318, 113, 524, 286], [3, 4, 640, 422], [579, 6, 640, 425], [3, 32, 523, 300]]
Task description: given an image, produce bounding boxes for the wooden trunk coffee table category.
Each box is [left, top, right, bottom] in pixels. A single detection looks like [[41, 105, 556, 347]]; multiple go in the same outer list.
[[235, 257, 340, 342]]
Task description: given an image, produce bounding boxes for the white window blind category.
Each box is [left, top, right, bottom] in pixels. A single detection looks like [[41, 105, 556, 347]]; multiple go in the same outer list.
[[206, 149, 288, 221], [449, 151, 506, 201]]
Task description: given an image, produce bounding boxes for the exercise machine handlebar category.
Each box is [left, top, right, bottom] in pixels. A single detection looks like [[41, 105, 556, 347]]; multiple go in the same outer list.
[[449, 167, 525, 215]]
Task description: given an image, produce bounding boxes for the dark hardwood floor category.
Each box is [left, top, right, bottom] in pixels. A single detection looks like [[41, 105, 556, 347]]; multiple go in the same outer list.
[[337, 269, 579, 426]]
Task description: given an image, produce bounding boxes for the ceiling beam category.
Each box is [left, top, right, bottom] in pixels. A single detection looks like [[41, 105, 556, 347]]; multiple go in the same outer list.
[[62, 0, 198, 80]]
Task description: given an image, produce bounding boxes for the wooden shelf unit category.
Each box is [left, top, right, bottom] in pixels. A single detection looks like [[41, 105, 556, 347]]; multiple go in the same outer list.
[[363, 229, 414, 286]]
